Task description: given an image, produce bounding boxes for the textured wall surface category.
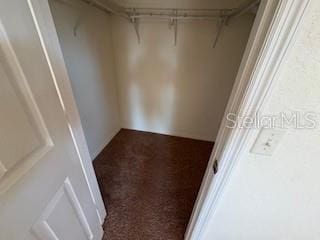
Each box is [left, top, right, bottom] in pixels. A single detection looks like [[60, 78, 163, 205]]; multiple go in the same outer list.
[[203, 1, 320, 239]]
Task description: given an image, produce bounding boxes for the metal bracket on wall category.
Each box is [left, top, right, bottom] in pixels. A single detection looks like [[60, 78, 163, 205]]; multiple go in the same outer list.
[[73, 0, 94, 36], [168, 9, 178, 46], [131, 9, 141, 44], [212, 17, 225, 48]]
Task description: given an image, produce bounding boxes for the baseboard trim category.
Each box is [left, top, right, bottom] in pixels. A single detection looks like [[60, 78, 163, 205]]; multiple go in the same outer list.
[[90, 127, 121, 160], [122, 126, 214, 142]]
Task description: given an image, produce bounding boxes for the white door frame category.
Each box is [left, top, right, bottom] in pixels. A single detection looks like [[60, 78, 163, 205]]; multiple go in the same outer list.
[[185, 0, 311, 239], [27, 0, 107, 225]]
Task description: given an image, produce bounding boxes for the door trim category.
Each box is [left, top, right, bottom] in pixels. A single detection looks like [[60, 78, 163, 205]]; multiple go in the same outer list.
[[27, 0, 107, 225], [185, 0, 311, 239]]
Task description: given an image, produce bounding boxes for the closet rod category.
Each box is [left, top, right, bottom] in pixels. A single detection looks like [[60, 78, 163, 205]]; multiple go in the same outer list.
[[125, 9, 233, 19], [130, 14, 223, 21], [124, 7, 236, 12]]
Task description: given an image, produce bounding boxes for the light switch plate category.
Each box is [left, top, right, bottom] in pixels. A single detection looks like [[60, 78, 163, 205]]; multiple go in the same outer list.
[[251, 128, 286, 156]]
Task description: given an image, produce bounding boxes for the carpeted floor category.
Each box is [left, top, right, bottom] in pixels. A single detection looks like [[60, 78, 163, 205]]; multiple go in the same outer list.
[[93, 129, 213, 240]]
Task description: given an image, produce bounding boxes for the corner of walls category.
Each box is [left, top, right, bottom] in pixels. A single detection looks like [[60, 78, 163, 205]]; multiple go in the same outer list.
[[110, 15, 125, 130], [89, 126, 120, 160], [110, 14, 255, 142], [49, 0, 121, 161]]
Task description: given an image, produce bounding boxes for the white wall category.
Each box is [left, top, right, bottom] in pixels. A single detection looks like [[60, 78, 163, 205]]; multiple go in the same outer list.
[[203, 1, 320, 239], [111, 15, 254, 141], [49, 0, 121, 159]]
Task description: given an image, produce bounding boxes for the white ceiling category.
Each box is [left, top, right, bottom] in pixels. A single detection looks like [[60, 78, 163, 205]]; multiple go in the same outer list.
[[106, 0, 247, 9]]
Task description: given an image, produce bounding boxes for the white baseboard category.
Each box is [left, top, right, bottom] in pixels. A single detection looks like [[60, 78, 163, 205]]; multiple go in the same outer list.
[[90, 127, 121, 160], [122, 125, 215, 142], [90, 125, 214, 161]]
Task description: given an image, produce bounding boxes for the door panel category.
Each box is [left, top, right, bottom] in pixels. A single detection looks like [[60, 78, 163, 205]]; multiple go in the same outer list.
[[0, 0, 104, 239], [32, 178, 93, 240], [0, 25, 53, 191]]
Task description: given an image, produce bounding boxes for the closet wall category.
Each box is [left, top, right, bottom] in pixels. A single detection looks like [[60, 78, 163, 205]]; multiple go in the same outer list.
[[49, 0, 121, 159], [49, 0, 255, 157], [112, 15, 254, 141]]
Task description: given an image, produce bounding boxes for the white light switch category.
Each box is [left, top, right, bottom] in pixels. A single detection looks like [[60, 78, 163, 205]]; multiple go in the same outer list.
[[251, 128, 286, 156]]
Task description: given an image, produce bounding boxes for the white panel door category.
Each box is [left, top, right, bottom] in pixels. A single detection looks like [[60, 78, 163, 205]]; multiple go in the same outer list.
[[0, 0, 104, 239]]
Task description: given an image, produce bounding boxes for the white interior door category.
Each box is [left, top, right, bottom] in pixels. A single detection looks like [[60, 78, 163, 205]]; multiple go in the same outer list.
[[0, 0, 104, 239]]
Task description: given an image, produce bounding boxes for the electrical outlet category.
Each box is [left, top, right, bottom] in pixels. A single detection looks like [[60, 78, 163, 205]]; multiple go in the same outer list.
[[251, 128, 286, 156]]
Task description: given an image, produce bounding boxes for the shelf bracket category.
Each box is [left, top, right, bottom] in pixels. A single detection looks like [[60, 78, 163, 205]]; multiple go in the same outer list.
[[73, 0, 94, 36], [168, 9, 178, 46], [212, 17, 225, 48], [131, 9, 141, 44]]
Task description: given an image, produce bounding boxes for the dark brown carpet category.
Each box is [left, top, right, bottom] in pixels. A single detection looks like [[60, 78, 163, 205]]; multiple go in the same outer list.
[[93, 129, 213, 240]]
